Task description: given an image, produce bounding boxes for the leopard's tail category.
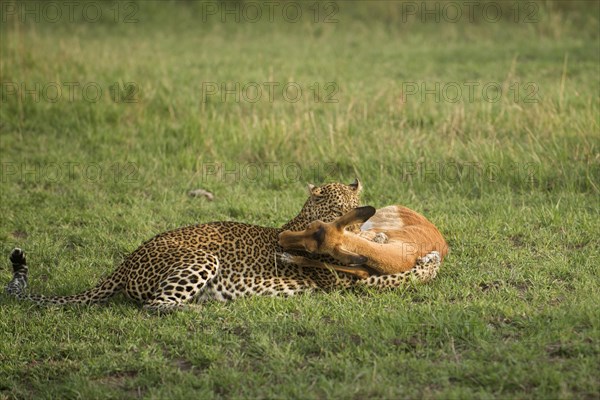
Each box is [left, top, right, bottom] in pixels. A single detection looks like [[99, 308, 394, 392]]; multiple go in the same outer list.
[[6, 248, 122, 305]]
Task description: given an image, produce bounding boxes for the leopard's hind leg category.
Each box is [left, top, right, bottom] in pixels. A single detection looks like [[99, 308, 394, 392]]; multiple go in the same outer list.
[[411, 251, 441, 282], [359, 251, 442, 289], [142, 249, 220, 313]]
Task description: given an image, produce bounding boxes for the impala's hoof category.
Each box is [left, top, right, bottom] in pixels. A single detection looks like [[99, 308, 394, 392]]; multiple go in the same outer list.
[[276, 252, 295, 264]]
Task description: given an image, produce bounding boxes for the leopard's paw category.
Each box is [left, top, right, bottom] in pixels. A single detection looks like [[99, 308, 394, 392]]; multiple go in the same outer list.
[[372, 232, 389, 244], [417, 251, 440, 265]]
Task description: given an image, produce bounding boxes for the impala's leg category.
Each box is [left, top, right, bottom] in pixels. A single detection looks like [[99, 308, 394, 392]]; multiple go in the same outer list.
[[278, 253, 372, 279]]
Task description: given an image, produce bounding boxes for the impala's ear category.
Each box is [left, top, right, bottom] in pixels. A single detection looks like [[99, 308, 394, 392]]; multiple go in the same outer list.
[[333, 245, 368, 265], [333, 206, 376, 230], [349, 178, 362, 192]]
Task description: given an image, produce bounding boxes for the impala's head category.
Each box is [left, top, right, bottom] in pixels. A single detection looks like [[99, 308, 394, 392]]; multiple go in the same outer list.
[[278, 206, 376, 265]]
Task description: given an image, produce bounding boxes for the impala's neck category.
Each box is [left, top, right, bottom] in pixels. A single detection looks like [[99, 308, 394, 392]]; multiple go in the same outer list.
[[341, 233, 382, 262]]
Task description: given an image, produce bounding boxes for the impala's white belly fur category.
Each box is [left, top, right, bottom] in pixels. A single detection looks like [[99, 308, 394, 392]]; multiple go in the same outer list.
[[360, 205, 405, 232]]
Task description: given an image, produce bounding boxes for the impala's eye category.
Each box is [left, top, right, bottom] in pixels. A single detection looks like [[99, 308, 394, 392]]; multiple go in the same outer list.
[[313, 226, 325, 247]]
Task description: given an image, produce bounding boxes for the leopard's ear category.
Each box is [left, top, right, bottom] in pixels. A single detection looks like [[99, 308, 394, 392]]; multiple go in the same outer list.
[[307, 183, 322, 197], [349, 178, 362, 192]]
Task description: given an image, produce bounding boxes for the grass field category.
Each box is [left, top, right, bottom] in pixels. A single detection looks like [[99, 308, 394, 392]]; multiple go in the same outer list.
[[1, 1, 599, 398]]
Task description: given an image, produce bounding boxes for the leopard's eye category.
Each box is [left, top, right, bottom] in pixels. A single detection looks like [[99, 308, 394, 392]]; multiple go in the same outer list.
[[311, 187, 323, 196], [312, 195, 326, 203]]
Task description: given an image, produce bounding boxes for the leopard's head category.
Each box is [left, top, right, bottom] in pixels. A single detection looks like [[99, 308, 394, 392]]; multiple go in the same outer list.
[[281, 179, 363, 231]]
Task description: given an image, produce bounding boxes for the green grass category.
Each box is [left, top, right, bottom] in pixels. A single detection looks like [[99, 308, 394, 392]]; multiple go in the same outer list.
[[1, 1, 599, 398]]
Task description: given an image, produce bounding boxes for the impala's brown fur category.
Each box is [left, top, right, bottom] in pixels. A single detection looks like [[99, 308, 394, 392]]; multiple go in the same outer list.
[[278, 205, 448, 279]]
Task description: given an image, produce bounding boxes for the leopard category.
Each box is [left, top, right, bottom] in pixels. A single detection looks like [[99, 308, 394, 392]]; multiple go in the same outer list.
[[5, 179, 442, 311]]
